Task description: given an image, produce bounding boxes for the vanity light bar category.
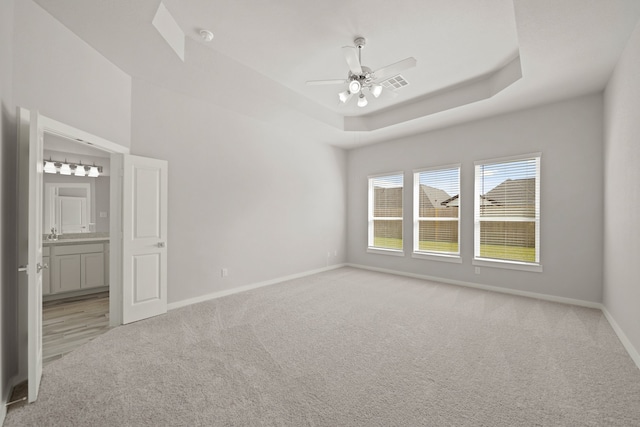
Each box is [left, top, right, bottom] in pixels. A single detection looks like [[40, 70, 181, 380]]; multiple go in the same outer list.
[[43, 158, 103, 177]]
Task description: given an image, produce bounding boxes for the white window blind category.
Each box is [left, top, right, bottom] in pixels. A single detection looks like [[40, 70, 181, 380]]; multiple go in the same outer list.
[[368, 173, 403, 251], [474, 155, 540, 264], [413, 166, 460, 256]]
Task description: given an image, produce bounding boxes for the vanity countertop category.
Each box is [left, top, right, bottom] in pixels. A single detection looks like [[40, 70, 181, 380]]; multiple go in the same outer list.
[[44, 237, 110, 246]]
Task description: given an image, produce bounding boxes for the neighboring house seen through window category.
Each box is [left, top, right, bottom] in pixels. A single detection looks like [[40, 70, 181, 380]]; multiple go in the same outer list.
[[474, 154, 541, 270], [368, 173, 404, 254], [413, 166, 460, 261]]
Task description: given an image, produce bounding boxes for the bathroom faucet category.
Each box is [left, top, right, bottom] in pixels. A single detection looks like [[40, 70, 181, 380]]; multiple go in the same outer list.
[[48, 227, 58, 241]]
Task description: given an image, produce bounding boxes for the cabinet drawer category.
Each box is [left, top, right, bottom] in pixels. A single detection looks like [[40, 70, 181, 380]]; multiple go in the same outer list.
[[55, 243, 104, 256]]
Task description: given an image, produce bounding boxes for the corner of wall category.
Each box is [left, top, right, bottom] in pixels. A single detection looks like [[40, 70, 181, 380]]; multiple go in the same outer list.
[[602, 16, 640, 370]]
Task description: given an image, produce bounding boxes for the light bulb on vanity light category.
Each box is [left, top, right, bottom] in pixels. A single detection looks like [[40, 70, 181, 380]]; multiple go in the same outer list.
[[43, 159, 57, 174], [59, 162, 72, 175], [74, 163, 86, 176], [88, 165, 100, 177]]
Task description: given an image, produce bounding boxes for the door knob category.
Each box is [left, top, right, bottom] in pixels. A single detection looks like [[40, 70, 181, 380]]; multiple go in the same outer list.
[[157, 242, 166, 248], [37, 263, 49, 273]]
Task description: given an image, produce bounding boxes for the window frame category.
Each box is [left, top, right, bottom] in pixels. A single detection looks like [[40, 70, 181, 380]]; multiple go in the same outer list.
[[412, 164, 461, 263], [473, 153, 542, 272], [367, 171, 405, 256]]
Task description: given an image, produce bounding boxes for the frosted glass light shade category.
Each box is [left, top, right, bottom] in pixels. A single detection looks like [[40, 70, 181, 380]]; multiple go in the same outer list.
[[370, 84, 383, 98], [338, 91, 352, 103], [59, 163, 72, 175], [44, 161, 57, 174]]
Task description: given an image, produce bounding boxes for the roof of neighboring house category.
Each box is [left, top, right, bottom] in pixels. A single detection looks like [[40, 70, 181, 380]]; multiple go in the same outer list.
[[441, 194, 459, 207], [420, 184, 453, 208], [483, 178, 535, 206]]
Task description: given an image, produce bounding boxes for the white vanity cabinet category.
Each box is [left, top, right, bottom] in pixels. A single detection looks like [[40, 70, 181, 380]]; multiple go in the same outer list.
[[45, 241, 108, 296]]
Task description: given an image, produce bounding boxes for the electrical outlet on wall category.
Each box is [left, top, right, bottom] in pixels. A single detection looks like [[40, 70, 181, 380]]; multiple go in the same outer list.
[[475, 267, 481, 275], [221, 268, 228, 277]]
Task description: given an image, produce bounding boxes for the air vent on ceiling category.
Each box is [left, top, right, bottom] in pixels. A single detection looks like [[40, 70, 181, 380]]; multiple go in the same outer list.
[[380, 75, 409, 91]]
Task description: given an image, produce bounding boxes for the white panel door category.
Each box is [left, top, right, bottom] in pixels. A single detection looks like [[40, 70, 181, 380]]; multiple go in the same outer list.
[[18, 108, 44, 402], [122, 155, 168, 324]]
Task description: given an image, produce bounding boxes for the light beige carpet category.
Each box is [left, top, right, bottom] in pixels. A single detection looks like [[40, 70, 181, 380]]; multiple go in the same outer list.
[[6, 267, 640, 426]]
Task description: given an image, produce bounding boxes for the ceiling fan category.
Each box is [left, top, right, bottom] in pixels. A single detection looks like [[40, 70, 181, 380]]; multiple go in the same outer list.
[[306, 37, 417, 108]]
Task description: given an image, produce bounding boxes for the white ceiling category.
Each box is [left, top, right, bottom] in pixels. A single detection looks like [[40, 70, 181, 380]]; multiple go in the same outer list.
[[33, 0, 640, 148]]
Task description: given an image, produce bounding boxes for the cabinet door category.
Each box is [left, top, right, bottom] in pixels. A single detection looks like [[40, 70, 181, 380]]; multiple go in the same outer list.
[[42, 256, 51, 295], [81, 252, 105, 289], [52, 254, 81, 293]]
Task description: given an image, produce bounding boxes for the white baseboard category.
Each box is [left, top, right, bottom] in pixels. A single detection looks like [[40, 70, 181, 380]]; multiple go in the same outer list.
[[346, 263, 602, 309], [1, 375, 22, 426], [601, 306, 640, 371], [168, 264, 346, 311]]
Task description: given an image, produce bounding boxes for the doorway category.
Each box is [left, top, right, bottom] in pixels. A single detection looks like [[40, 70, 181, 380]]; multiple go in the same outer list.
[[41, 132, 113, 365], [17, 109, 168, 403]]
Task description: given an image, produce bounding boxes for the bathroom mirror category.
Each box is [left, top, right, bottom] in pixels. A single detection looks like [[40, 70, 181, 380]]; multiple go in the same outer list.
[[44, 182, 92, 235]]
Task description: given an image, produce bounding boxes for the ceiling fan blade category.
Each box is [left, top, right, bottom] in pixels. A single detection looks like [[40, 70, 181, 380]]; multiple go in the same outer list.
[[372, 57, 417, 82], [342, 46, 363, 75], [306, 79, 346, 85]]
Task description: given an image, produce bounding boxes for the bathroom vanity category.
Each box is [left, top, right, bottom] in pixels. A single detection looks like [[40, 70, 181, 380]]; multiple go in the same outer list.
[[43, 236, 109, 298]]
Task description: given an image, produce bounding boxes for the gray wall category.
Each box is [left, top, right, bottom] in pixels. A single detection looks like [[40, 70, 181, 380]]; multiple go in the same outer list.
[[347, 94, 604, 303], [12, 0, 132, 148], [10, 0, 132, 387], [603, 19, 640, 359], [131, 78, 347, 304], [0, 0, 16, 418]]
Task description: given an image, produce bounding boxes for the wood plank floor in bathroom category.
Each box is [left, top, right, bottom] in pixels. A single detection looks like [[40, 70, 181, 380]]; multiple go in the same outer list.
[[43, 292, 110, 366]]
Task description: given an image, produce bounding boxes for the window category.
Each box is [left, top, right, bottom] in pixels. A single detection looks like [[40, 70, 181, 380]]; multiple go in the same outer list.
[[413, 166, 460, 261], [368, 173, 404, 254], [474, 154, 541, 270]]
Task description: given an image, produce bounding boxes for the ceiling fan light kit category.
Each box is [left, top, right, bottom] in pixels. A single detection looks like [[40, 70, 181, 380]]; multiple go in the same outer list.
[[338, 90, 353, 103], [357, 93, 368, 107], [307, 36, 417, 109], [348, 80, 361, 94]]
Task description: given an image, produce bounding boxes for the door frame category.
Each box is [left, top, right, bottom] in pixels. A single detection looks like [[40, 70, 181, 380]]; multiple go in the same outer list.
[[40, 115, 129, 327], [17, 112, 129, 382]]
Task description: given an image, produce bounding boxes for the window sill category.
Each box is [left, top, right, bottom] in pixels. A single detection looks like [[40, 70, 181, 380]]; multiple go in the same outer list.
[[367, 247, 405, 257], [412, 252, 462, 264], [473, 258, 543, 273]]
